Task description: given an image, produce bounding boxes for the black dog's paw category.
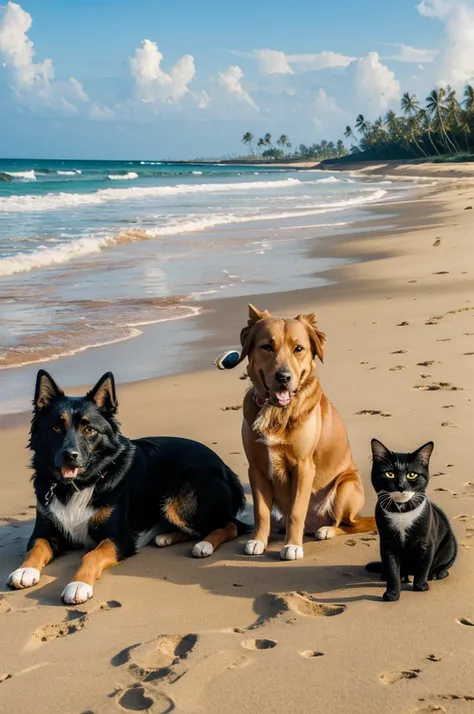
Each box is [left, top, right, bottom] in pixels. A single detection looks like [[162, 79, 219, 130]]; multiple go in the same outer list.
[[383, 590, 400, 602], [432, 569, 449, 581], [413, 581, 430, 592]]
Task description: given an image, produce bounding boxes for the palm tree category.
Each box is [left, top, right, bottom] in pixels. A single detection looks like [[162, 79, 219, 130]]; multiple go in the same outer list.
[[425, 88, 457, 154], [277, 134, 291, 150], [355, 114, 370, 135], [257, 137, 266, 154], [400, 92, 420, 117], [419, 108, 441, 155], [242, 131, 254, 155], [263, 133, 273, 148], [464, 84, 474, 113], [344, 126, 353, 140]]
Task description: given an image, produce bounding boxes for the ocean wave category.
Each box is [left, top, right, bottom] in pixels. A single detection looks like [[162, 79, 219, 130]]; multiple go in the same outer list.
[[57, 170, 82, 176], [315, 176, 342, 184], [108, 172, 139, 180], [0, 177, 302, 213], [191, 170, 203, 175], [0, 187, 388, 277], [5, 170, 36, 181]]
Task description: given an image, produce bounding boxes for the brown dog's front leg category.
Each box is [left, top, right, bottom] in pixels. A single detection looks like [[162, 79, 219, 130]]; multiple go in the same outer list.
[[281, 459, 315, 561], [245, 468, 273, 556], [61, 538, 120, 605]]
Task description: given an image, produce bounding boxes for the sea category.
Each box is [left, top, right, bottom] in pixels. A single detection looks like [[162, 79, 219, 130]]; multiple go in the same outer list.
[[0, 158, 421, 414]]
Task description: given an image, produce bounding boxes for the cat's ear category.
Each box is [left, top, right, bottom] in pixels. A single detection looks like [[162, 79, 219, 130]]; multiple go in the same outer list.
[[371, 438, 391, 462], [412, 441, 434, 467]]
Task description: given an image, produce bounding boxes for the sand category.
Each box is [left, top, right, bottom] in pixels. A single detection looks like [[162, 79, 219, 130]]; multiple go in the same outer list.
[[1, 171, 474, 714]]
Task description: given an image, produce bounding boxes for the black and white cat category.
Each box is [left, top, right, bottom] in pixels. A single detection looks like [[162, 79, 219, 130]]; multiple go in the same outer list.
[[369, 438, 457, 602]]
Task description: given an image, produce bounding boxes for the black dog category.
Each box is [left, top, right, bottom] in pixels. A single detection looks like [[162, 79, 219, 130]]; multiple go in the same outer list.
[[8, 370, 247, 604]]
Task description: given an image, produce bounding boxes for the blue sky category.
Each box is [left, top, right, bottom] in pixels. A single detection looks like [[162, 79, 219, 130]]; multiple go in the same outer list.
[[0, 0, 473, 159]]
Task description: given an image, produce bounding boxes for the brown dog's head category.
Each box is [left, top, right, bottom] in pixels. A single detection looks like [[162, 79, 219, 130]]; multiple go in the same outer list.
[[238, 304, 326, 408]]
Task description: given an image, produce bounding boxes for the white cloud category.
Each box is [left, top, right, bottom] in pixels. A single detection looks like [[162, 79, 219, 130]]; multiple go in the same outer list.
[[217, 65, 258, 109], [90, 103, 116, 120], [254, 49, 294, 74], [194, 89, 211, 109], [348, 52, 401, 112], [417, 0, 474, 87], [251, 48, 354, 74], [130, 39, 196, 103], [0, 2, 88, 113], [315, 88, 339, 112], [381, 42, 438, 63]]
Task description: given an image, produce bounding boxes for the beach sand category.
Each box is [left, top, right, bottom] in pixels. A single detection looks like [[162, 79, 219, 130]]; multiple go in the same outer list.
[[1, 170, 474, 713]]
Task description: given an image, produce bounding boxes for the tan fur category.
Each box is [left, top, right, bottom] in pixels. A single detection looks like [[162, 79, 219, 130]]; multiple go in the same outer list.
[[201, 522, 238, 550], [71, 538, 119, 587], [240, 304, 375, 553], [162, 491, 197, 534], [21, 538, 54, 572], [90, 506, 114, 527]]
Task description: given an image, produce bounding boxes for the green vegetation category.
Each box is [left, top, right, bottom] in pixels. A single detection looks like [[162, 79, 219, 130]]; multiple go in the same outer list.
[[241, 132, 346, 161], [241, 84, 474, 164]]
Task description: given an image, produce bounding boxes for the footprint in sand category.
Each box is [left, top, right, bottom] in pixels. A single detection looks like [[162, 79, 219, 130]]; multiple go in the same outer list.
[[117, 634, 198, 686], [417, 361, 441, 367], [355, 409, 392, 417], [251, 591, 346, 629], [456, 618, 474, 627], [241, 638, 277, 650], [221, 405, 242, 412], [389, 365, 406, 371], [411, 705, 447, 713], [116, 684, 174, 713], [34, 600, 121, 643], [0, 597, 12, 615], [426, 654, 441, 662], [379, 669, 420, 685], [300, 650, 324, 658], [441, 422, 459, 428], [397, 321, 410, 326]]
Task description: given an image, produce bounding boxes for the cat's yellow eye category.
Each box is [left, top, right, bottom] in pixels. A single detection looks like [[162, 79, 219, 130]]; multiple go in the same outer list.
[[406, 472, 418, 480], [53, 425, 62, 433], [385, 471, 395, 479]]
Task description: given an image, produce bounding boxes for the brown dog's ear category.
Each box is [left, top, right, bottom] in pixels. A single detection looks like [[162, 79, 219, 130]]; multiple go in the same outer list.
[[296, 313, 326, 362], [237, 304, 271, 364], [247, 303, 271, 327]]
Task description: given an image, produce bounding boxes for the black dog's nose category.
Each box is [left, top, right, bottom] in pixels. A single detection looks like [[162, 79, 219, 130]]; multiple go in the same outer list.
[[275, 371, 291, 385], [63, 450, 79, 462]]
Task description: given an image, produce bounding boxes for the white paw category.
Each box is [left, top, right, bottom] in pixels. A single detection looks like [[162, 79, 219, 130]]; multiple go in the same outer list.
[[280, 544, 304, 561], [192, 541, 214, 558], [315, 526, 337, 541], [155, 534, 176, 547], [61, 581, 93, 604], [8, 567, 40, 589], [244, 539, 266, 556]]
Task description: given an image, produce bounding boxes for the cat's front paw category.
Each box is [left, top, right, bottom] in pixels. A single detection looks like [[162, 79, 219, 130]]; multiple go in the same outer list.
[[383, 590, 400, 602], [413, 581, 429, 592]]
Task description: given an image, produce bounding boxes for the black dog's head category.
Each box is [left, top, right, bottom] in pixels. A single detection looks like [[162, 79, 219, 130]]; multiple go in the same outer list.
[[30, 370, 123, 485]]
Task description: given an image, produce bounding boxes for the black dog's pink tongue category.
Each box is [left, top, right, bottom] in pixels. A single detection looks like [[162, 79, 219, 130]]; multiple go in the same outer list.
[[61, 467, 79, 480]]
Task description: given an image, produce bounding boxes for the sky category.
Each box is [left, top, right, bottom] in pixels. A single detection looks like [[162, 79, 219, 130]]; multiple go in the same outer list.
[[0, 0, 474, 159]]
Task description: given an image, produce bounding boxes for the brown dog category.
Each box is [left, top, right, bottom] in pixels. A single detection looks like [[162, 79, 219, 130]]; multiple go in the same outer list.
[[229, 304, 375, 560]]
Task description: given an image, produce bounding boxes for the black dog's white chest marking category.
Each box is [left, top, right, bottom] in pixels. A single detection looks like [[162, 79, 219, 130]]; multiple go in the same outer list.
[[47, 486, 95, 547]]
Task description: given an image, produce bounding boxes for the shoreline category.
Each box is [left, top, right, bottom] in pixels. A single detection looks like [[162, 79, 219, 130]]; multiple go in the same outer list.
[[0, 181, 436, 421]]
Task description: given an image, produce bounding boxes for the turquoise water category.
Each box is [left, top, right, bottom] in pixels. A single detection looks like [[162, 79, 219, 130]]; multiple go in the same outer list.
[[0, 158, 408, 381]]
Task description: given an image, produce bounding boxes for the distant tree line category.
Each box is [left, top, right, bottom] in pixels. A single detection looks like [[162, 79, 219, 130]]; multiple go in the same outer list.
[[241, 84, 474, 163], [241, 132, 347, 161]]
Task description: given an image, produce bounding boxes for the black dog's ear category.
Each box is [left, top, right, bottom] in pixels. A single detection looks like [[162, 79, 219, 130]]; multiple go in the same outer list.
[[412, 441, 434, 467], [371, 438, 391, 462], [34, 370, 64, 410], [87, 372, 118, 413]]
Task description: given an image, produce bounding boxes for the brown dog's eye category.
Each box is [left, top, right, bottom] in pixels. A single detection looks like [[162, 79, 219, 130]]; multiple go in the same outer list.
[[83, 425, 96, 436], [53, 425, 62, 433], [261, 344, 273, 352], [294, 345, 304, 353]]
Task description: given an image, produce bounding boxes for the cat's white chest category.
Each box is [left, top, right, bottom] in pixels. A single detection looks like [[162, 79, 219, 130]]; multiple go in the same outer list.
[[386, 499, 427, 543], [48, 487, 96, 547]]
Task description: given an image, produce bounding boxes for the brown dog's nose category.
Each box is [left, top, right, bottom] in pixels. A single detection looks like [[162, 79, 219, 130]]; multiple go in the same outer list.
[[275, 371, 291, 385]]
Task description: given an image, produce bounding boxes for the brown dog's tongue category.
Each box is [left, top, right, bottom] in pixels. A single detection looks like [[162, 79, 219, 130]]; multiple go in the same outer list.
[[61, 467, 79, 480]]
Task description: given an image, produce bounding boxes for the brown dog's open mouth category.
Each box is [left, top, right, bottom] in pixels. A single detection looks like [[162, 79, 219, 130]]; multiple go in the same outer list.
[[273, 390, 291, 407]]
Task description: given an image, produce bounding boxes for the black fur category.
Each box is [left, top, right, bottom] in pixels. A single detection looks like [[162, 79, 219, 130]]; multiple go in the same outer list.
[[369, 438, 457, 602], [24, 370, 247, 564]]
